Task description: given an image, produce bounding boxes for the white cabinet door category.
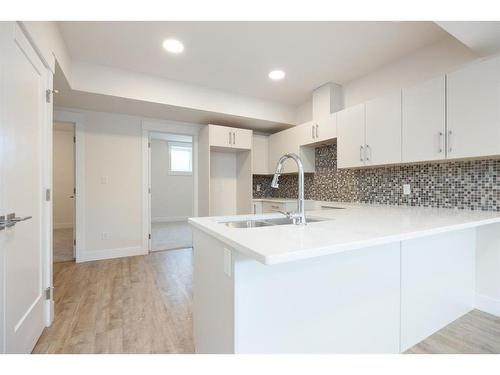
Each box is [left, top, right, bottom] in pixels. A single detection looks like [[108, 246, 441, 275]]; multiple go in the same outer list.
[[252, 134, 269, 174], [268, 127, 299, 174], [232, 128, 252, 150], [365, 91, 402, 166], [337, 104, 366, 169], [297, 120, 317, 145], [0, 23, 48, 353], [209, 124, 232, 148], [402, 76, 446, 163], [447, 56, 500, 159], [316, 113, 337, 143]]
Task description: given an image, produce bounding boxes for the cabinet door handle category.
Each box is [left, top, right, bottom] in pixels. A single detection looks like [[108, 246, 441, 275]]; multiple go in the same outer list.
[[360, 145, 364, 161], [315, 124, 319, 139], [365, 144, 370, 161], [448, 130, 452, 153], [233, 131, 236, 145], [438, 131, 443, 153], [312, 125, 315, 139], [228, 131, 232, 145]]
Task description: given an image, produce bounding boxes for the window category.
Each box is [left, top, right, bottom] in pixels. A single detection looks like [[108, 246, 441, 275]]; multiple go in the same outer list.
[[169, 142, 192, 175]]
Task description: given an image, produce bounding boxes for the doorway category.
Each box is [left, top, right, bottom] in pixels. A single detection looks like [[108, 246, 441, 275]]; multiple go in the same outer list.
[[52, 121, 75, 262], [149, 132, 194, 251]]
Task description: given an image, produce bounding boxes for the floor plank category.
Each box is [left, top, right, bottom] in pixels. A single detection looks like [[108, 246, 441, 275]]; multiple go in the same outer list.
[[33, 249, 194, 354]]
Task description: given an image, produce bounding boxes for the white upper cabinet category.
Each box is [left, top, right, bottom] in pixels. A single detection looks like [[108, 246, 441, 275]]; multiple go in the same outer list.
[[268, 126, 315, 174], [208, 124, 252, 150], [252, 134, 269, 174], [447, 55, 500, 160], [300, 114, 337, 146], [233, 128, 252, 150], [337, 104, 366, 169], [365, 91, 402, 166], [402, 76, 446, 163]]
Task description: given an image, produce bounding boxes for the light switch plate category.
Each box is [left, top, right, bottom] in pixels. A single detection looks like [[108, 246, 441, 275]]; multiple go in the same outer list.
[[403, 184, 411, 195], [101, 176, 109, 184], [223, 248, 232, 277]]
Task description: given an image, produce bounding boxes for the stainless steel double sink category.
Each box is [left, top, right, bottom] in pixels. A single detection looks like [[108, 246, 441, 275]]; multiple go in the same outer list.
[[221, 216, 326, 228]]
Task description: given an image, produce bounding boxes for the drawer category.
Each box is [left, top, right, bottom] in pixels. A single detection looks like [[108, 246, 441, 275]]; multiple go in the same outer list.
[[262, 202, 286, 213]]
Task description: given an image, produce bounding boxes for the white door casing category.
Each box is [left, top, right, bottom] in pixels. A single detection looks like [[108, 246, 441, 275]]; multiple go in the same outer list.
[[0, 22, 50, 353]]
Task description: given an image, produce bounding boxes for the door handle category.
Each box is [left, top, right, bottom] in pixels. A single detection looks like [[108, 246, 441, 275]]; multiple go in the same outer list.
[[233, 131, 236, 145], [438, 131, 443, 153], [365, 144, 370, 161], [312, 125, 315, 139], [0, 213, 32, 230], [315, 124, 319, 139], [228, 131, 232, 145], [360, 145, 364, 161], [69, 195, 75, 198]]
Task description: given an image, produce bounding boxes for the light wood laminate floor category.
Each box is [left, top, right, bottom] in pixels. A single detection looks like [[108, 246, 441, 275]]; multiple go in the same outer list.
[[406, 309, 500, 354], [34, 248, 500, 354], [33, 248, 193, 353], [53, 228, 74, 263]]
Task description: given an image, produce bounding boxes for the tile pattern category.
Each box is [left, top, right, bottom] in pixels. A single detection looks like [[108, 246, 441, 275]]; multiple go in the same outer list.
[[254, 144, 500, 211]]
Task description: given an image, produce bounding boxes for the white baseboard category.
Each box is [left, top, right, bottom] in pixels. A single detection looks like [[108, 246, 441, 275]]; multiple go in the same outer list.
[[76, 246, 147, 263], [475, 294, 500, 317], [152, 216, 189, 223], [54, 222, 73, 229]]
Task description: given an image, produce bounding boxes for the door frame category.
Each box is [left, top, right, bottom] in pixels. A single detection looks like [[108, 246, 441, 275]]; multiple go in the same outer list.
[[141, 120, 201, 252], [53, 109, 85, 263]]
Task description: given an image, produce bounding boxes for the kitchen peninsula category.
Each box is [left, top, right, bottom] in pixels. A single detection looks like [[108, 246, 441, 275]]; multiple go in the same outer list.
[[189, 202, 500, 353]]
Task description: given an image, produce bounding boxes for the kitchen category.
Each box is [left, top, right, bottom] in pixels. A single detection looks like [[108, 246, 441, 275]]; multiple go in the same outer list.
[[2, 12, 500, 373]]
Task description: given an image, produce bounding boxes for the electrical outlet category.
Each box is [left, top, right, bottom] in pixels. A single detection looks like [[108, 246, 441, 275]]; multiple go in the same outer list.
[[101, 176, 109, 184], [101, 232, 109, 240], [256, 184, 261, 192], [403, 184, 411, 195]]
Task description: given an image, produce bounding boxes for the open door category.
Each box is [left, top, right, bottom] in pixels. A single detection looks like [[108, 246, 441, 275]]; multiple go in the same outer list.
[[0, 23, 50, 353]]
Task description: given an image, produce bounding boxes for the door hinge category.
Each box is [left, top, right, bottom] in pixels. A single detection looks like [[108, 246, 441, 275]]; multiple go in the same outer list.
[[148, 142, 151, 148], [74, 239, 76, 246], [45, 89, 58, 103], [73, 136, 76, 143], [44, 287, 53, 300], [74, 187, 76, 194], [148, 233, 151, 240], [45, 188, 51, 201], [148, 187, 151, 194]]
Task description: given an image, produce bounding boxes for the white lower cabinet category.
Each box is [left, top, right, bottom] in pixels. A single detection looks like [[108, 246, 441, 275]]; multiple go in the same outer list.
[[447, 55, 500, 160], [402, 76, 446, 163]]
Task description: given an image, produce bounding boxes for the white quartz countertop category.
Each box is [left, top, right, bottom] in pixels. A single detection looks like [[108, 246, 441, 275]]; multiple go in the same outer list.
[[189, 202, 500, 265], [252, 198, 315, 203]]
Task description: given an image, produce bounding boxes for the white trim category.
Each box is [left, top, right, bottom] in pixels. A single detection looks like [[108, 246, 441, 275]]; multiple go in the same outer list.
[[152, 216, 190, 223], [53, 109, 85, 264], [53, 223, 73, 230], [77, 246, 146, 263], [142, 120, 201, 253], [475, 294, 500, 318]]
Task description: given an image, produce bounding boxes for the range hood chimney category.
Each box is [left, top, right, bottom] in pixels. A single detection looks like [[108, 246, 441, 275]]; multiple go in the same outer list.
[[312, 82, 344, 121]]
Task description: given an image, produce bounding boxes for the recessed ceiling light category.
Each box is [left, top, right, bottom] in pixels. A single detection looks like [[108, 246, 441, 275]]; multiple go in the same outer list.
[[162, 39, 184, 54], [268, 70, 285, 80]]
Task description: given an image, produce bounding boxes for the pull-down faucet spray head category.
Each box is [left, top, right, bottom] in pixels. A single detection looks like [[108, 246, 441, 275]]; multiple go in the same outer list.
[[271, 163, 283, 188]]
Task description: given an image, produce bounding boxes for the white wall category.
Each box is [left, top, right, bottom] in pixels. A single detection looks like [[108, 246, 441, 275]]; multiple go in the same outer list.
[[342, 36, 477, 107], [83, 111, 143, 258], [53, 124, 74, 229], [210, 151, 237, 216], [150, 138, 193, 221]]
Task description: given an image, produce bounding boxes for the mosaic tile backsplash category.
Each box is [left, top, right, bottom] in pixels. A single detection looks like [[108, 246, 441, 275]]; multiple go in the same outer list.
[[253, 144, 500, 211]]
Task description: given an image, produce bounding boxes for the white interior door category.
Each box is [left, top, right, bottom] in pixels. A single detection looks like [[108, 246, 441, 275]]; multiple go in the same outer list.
[[0, 23, 48, 353]]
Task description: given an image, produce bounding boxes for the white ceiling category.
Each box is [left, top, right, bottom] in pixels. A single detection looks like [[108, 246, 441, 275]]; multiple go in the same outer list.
[[58, 21, 450, 106]]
